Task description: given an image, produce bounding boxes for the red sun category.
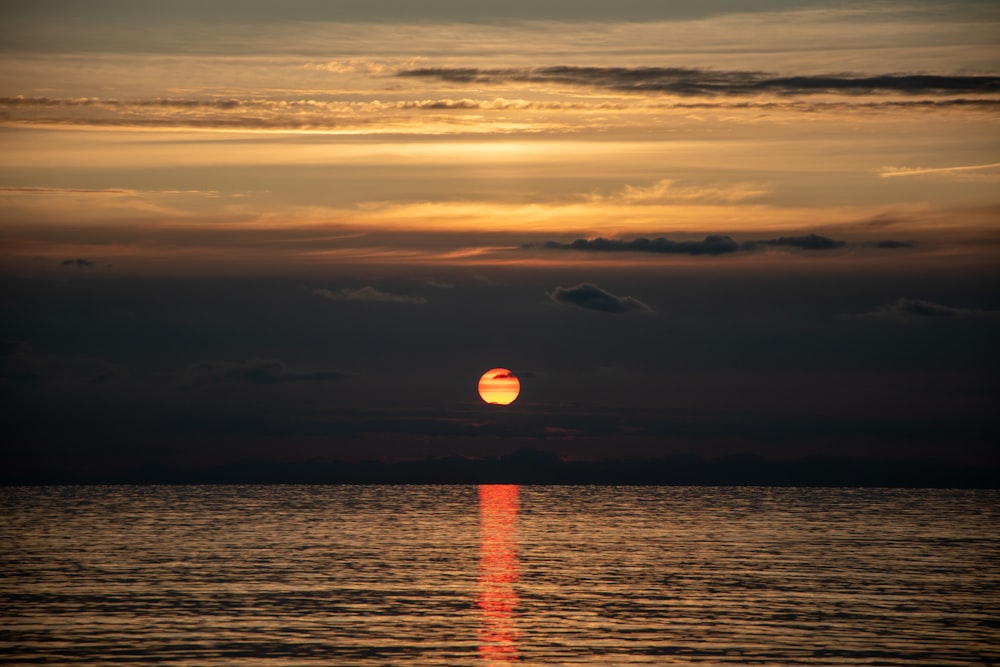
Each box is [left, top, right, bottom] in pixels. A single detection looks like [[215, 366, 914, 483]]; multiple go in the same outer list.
[[478, 368, 520, 405]]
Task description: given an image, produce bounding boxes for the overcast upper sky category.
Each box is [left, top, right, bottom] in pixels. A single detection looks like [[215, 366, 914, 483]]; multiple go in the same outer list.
[[2, 1, 998, 478]]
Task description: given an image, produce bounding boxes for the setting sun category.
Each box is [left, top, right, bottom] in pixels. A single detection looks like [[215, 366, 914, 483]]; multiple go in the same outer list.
[[478, 368, 520, 405]]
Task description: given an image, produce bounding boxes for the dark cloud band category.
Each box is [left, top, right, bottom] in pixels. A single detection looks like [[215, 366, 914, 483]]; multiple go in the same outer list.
[[2, 94, 996, 133], [535, 234, 866, 255], [398, 66, 1000, 97], [541, 235, 741, 255]]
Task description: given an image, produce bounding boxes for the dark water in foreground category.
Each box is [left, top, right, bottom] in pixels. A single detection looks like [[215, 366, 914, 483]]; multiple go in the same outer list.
[[1, 486, 998, 666]]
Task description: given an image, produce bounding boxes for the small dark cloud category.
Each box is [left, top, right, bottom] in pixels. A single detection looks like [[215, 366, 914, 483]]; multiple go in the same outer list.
[[310, 286, 427, 305], [854, 298, 1000, 323], [549, 283, 652, 314], [171, 358, 353, 390], [749, 234, 846, 250], [492, 371, 514, 379], [397, 66, 1000, 97], [61, 258, 95, 269]]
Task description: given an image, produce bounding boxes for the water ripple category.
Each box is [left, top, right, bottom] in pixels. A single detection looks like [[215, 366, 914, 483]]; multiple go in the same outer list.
[[1, 485, 997, 665]]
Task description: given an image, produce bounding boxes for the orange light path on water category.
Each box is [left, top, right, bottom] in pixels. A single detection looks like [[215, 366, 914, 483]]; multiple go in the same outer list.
[[478, 484, 520, 664]]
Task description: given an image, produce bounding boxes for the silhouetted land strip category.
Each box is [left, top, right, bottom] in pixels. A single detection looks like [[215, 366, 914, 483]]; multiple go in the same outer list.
[[4, 449, 997, 487]]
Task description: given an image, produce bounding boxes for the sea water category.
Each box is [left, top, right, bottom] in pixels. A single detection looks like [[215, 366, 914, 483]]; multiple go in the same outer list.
[[1, 485, 997, 665]]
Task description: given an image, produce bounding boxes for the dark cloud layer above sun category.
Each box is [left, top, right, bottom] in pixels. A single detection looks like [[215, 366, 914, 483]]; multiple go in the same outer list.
[[398, 66, 1000, 97]]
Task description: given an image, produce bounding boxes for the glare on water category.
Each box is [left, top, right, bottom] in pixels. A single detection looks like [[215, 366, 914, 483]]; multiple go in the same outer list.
[[478, 484, 520, 664]]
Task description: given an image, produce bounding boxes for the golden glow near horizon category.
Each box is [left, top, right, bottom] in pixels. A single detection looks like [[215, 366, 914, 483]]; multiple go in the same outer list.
[[1, 5, 998, 273], [478, 369, 521, 406]]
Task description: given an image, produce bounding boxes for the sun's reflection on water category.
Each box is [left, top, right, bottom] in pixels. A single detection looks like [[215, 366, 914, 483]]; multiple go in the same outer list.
[[477, 484, 520, 664]]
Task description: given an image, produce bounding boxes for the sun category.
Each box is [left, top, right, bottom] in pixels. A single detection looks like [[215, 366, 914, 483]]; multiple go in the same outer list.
[[478, 368, 520, 405]]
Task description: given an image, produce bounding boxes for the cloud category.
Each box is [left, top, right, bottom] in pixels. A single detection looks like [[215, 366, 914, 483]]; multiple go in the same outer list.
[[657, 99, 1000, 112], [304, 59, 393, 75], [535, 233, 859, 256], [61, 258, 95, 269], [549, 283, 652, 314], [3, 93, 996, 134], [310, 286, 427, 305], [0, 95, 566, 133], [0, 95, 488, 132], [171, 359, 352, 389], [395, 98, 482, 110], [749, 234, 847, 250], [397, 66, 1000, 97], [608, 178, 767, 204], [879, 162, 1000, 178], [0, 186, 130, 194], [855, 298, 1000, 323], [872, 240, 913, 249], [2, 186, 218, 198], [0, 96, 243, 110], [540, 235, 741, 255]]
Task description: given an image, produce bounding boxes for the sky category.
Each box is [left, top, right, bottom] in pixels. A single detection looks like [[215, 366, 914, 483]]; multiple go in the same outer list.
[[2, 1, 999, 479]]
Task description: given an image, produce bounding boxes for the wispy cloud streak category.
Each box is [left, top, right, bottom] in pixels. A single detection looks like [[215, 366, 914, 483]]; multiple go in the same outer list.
[[879, 162, 1000, 178]]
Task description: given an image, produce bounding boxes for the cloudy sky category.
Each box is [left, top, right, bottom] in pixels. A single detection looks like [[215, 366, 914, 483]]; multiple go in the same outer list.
[[2, 1, 998, 478]]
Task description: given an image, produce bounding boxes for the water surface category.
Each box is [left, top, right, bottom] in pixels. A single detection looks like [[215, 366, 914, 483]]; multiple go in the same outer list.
[[1, 486, 997, 665]]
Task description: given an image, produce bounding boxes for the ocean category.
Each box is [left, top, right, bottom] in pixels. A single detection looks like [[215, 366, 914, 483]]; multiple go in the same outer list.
[[2, 485, 997, 665]]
